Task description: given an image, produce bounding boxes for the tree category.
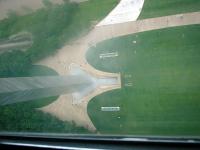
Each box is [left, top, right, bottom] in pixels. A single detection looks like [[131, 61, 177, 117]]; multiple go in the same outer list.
[[42, 0, 53, 8]]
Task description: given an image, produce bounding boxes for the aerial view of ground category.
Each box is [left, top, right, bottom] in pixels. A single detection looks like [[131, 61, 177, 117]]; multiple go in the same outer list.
[[0, 0, 200, 136], [87, 25, 200, 135]]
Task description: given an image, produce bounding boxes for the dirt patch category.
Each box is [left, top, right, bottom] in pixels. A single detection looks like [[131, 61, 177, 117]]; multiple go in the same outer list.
[[39, 94, 96, 131]]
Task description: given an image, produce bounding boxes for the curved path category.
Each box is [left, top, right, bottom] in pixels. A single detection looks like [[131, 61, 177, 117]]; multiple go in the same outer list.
[[90, 12, 200, 44], [38, 11, 200, 132]]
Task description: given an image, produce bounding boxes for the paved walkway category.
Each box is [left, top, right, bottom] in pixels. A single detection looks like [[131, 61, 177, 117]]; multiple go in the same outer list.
[[89, 12, 200, 44], [38, 11, 200, 132]]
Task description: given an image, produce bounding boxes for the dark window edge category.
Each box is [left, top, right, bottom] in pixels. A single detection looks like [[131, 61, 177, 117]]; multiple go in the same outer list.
[[1, 132, 200, 150]]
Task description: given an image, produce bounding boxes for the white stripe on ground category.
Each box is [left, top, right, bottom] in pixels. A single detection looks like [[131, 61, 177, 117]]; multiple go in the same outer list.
[[97, 0, 144, 26], [91, 12, 200, 43]]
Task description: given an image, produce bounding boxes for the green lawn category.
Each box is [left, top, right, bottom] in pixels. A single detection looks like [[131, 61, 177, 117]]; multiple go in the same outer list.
[[86, 25, 200, 136], [139, 0, 200, 19]]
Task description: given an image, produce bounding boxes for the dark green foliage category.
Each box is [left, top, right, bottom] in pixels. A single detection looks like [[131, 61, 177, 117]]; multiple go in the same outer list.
[[0, 0, 118, 134], [0, 65, 88, 133], [42, 0, 53, 8], [0, 103, 88, 133], [0, 51, 30, 77], [0, 2, 78, 77]]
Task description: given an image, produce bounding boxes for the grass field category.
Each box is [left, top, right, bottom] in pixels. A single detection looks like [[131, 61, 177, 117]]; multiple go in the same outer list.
[[86, 25, 200, 136], [139, 0, 200, 19]]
